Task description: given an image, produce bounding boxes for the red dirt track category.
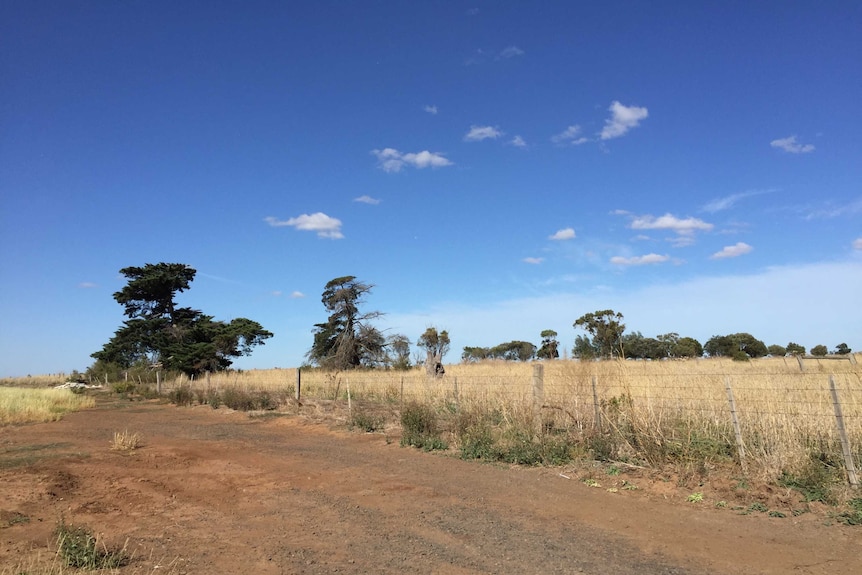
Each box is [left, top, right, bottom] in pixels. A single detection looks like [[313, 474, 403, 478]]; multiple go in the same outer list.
[[1, 397, 859, 574]]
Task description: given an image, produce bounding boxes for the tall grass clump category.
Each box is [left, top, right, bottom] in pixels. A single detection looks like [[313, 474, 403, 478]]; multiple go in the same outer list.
[[55, 522, 128, 569], [0, 387, 95, 425], [401, 402, 447, 451]]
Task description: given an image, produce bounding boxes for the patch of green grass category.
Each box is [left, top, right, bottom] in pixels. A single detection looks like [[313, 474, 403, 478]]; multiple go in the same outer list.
[[687, 492, 704, 503], [400, 402, 448, 451], [835, 498, 862, 526], [55, 522, 128, 569], [747, 502, 768, 513], [350, 409, 385, 432], [778, 457, 842, 504]]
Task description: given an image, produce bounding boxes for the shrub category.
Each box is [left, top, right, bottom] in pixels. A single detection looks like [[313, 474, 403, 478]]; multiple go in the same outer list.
[[221, 386, 256, 411], [111, 429, 142, 451], [168, 385, 194, 406], [350, 408, 385, 432], [401, 402, 448, 451], [206, 388, 222, 409], [111, 381, 136, 395], [779, 455, 843, 504], [55, 522, 127, 568]]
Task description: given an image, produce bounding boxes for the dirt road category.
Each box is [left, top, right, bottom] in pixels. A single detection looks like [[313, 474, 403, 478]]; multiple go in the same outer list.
[[1, 398, 859, 574]]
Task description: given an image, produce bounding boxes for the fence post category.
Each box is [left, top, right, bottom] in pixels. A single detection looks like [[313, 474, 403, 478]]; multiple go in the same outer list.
[[156, 370, 161, 395], [829, 375, 859, 489], [796, 355, 805, 372], [400, 376, 404, 411], [295, 367, 301, 403], [453, 376, 460, 410], [724, 377, 748, 475], [591, 375, 602, 431], [532, 364, 544, 434], [346, 378, 352, 416]]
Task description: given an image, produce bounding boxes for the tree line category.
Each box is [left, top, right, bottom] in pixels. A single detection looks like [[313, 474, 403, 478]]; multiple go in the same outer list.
[[88, 269, 853, 378]]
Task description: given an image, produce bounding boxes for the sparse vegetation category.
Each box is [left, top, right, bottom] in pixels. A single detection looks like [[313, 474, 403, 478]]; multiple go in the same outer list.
[[55, 522, 128, 569], [111, 429, 142, 451]]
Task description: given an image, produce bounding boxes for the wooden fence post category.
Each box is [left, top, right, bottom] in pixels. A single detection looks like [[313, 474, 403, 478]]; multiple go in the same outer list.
[[724, 377, 748, 475], [591, 375, 602, 431], [156, 370, 161, 395], [400, 376, 404, 411], [796, 355, 805, 372], [295, 367, 301, 403], [532, 364, 544, 434], [829, 375, 859, 489], [346, 378, 352, 416]]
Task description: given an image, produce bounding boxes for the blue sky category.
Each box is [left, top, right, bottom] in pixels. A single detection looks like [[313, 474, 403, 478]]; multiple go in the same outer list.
[[2, 1, 860, 376]]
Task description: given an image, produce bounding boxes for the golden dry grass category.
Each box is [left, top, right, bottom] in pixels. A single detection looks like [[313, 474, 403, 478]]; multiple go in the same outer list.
[[0, 387, 95, 425], [111, 429, 142, 451]]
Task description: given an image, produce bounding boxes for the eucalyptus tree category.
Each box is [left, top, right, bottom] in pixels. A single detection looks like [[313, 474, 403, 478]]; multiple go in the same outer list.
[[573, 310, 626, 359]]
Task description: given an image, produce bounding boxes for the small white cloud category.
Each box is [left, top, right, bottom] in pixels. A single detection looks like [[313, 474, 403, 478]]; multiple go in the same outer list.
[[710, 242, 753, 259], [510, 135, 527, 148], [354, 195, 381, 205], [264, 213, 344, 239], [853, 237, 862, 250], [371, 148, 453, 172], [424, 105, 438, 115], [523, 257, 544, 265], [78, 282, 97, 289], [551, 125, 588, 145], [629, 213, 713, 236], [289, 291, 305, 298], [271, 290, 283, 297], [600, 101, 648, 140], [549, 228, 576, 241], [499, 46, 524, 59], [464, 125, 503, 142], [610, 253, 670, 266], [771, 135, 815, 154]]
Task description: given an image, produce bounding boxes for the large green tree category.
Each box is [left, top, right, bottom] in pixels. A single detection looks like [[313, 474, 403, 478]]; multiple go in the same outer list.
[[536, 330, 560, 360], [573, 310, 625, 359], [307, 276, 385, 369], [92, 263, 272, 376]]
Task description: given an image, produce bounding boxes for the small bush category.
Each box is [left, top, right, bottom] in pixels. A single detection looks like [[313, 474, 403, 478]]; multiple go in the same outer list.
[[221, 387, 256, 411], [111, 381, 136, 395], [111, 429, 142, 451], [350, 409, 385, 432], [401, 402, 448, 451], [836, 498, 862, 526], [207, 388, 222, 409], [168, 385, 194, 407], [56, 522, 127, 569], [779, 456, 842, 504]]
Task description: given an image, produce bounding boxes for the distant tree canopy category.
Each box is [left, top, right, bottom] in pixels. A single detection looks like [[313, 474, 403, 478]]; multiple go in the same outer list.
[[767, 344, 787, 357], [834, 343, 852, 355], [91, 263, 272, 376], [462, 341, 536, 362], [704, 333, 768, 360], [786, 342, 806, 356], [418, 327, 450, 375], [307, 276, 386, 370], [573, 310, 625, 359], [621, 332, 703, 360], [810, 344, 828, 357]]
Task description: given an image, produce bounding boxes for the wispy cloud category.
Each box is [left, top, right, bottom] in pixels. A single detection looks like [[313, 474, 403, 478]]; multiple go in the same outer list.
[[600, 101, 648, 140], [710, 242, 753, 259], [610, 253, 670, 266], [771, 135, 814, 154], [264, 213, 344, 239], [551, 125, 588, 145], [464, 125, 503, 142], [78, 282, 97, 289], [523, 257, 544, 265], [853, 237, 862, 251], [510, 135, 527, 148], [498, 46, 524, 59], [271, 290, 283, 297], [424, 105, 438, 115], [803, 197, 862, 220], [549, 228, 576, 241], [289, 291, 305, 298], [701, 189, 775, 213], [354, 195, 380, 205], [371, 148, 453, 172]]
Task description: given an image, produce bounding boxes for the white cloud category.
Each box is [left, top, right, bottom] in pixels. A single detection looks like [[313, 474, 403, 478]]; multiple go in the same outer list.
[[78, 282, 97, 289], [853, 238, 862, 250], [610, 253, 670, 266], [264, 213, 344, 239], [600, 101, 648, 140], [629, 213, 714, 238], [804, 197, 862, 220], [711, 242, 753, 260], [510, 135, 527, 148], [549, 228, 576, 241], [701, 189, 775, 213], [523, 257, 544, 265], [289, 291, 305, 298], [464, 125, 503, 142], [551, 125, 588, 145], [271, 290, 283, 297], [499, 46, 524, 59], [771, 135, 814, 154], [371, 148, 453, 172], [354, 195, 381, 205], [424, 105, 438, 115]]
